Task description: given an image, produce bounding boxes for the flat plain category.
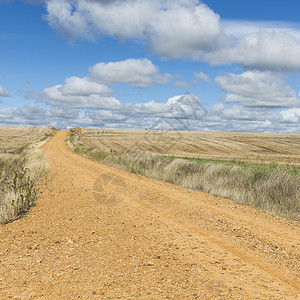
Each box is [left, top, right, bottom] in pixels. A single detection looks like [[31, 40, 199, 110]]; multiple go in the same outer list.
[[75, 128, 300, 167]]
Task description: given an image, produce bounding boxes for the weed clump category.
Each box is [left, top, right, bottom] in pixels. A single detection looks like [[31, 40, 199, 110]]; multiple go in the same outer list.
[[0, 161, 38, 223]]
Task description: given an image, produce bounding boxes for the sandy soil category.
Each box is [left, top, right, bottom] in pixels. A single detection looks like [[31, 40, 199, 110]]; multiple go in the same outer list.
[[0, 130, 299, 299]]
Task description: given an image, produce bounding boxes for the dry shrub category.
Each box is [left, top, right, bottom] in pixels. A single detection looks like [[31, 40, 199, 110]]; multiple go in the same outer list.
[[0, 161, 38, 223]]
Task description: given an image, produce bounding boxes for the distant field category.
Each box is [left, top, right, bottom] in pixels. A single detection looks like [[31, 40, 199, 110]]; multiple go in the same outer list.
[[0, 126, 56, 223], [73, 128, 300, 167], [69, 128, 300, 221], [0, 126, 54, 154]]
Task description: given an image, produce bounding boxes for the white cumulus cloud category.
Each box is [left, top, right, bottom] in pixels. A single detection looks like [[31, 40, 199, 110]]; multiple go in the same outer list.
[[39, 73, 119, 109], [215, 70, 300, 108], [280, 108, 300, 123], [61, 76, 113, 96], [43, 85, 121, 109], [133, 94, 206, 120], [207, 30, 300, 70], [222, 20, 300, 41], [45, 0, 223, 59], [31, 58, 170, 108], [89, 58, 171, 88], [44, 0, 300, 70], [147, 1, 222, 59], [2, 93, 300, 133]]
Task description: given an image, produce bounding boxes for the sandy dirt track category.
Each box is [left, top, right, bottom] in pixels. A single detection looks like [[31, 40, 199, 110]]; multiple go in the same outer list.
[[0, 130, 299, 299]]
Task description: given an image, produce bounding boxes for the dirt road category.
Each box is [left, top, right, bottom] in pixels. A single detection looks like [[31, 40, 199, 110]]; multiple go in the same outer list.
[[1, 130, 299, 299]]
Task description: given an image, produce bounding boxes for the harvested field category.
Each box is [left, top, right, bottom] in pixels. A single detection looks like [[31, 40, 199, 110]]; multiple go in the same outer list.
[[72, 128, 300, 167], [0, 127, 55, 154]]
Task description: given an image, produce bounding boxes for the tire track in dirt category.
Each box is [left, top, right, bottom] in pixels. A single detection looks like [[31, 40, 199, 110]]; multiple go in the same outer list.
[[49, 130, 300, 295], [57, 131, 300, 295], [64, 133, 300, 257], [0, 130, 299, 299], [60, 152, 300, 293]]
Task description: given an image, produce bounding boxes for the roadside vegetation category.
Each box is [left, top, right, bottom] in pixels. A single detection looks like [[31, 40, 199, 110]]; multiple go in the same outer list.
[[0, 127, 56, 224], [68, 128, 300, 221]]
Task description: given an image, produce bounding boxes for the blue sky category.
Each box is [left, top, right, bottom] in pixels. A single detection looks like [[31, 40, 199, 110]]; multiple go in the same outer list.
[[1, 0, 300, 133]]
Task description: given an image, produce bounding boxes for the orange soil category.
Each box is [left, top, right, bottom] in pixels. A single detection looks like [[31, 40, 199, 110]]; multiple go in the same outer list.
[[0, 130, 299, 299]]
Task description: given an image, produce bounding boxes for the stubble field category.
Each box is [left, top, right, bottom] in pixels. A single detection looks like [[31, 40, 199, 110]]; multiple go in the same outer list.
[[73, 128, 300, 167]]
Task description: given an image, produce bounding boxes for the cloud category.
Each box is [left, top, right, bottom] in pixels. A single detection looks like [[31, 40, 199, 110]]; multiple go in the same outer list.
[[0, 104, 50, 127], [280, 108, 300, 123], [222, 20, 300, 41], [194, 72, 211, 83], [45, 105, 78, 119], [42, 0, 300, 70], [0, 93, 207, 129], [13, 0, 300, 71], [147, 1, 222, 59], [202, 104, 281, 133], [133, 94, 207, 121], [45, 0, 223, 59], [60, 76, 113, 96], [42, 85, 121, 109], [215, 70, 300, 108], [29, 58, 171, 108], [2, 93, 300, 133], [209, 103, 271, 122], [40, 74, 120, 109], [0, 86, 10, 97], [89, 58, 171, 88], [207, 30, 300, 71], [27, 75, 120, 109]]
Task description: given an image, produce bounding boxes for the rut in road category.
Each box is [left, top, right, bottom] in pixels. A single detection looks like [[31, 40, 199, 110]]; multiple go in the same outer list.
[[0, 130, 299, 299]]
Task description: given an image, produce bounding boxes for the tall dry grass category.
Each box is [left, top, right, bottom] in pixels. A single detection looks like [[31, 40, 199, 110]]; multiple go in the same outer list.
[[0, 127, 55, 224], [156, 159, 300, 220], [68, 133, 300, 221]]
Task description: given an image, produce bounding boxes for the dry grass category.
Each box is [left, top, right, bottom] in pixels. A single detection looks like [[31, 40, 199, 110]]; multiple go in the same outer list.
[[157, 159, 300, 221], [0, 126, 56, 223], [68, 128, 300, 221]]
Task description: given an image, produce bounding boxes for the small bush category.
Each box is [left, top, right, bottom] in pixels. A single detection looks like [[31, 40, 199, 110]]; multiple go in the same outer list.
[[0, 159, 38, 223]]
